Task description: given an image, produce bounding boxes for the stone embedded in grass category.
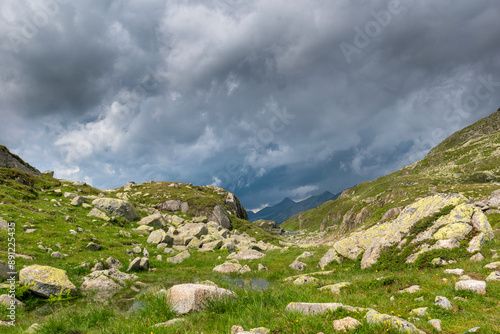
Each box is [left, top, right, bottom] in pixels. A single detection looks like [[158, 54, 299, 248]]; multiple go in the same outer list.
[[155, 318, 185, 327], [258, 264, 269, 271], [19, 265, 77, 298], [238, 265, 251, 274], [398, 285, 420, 294], [455, 280, 487, 294], [213, 261, 242, 274], [106, 257, 122, 269], [428, 319, 442, 331], [410, 307, 428, 316], [333, 317, 361, 331], [319, 282, 352, 295], [484, 262, 500, 269], [81, 274, 122, 292], [165, 283, 236, 314], [289, 260, 307, 271], [227, 250, 265, 260], [468, 327, 480, 333], [469, 253, 484, 262], [296, 251, 315, 260], [86, 242, 102, 251], [365, 309, 425, 334], [485, 271, 500, 281], [167, 250, 190, 264], [138, 213, 168, 228], [0, 294, 25, 307], [50, 252, 64, 259], [318, 247, 343, 270], [444, 268, 464, 275], [70, 196, 86, 206], [285, 302, 366, 315], [293, 276, 318, 285], [147, 229, 173, 245], [434, 296, 452, 310], [0, 217, 8, 231]]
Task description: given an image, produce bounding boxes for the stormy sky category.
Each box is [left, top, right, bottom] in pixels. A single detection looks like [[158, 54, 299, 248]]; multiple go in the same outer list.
[[1, 0, 500, 210]]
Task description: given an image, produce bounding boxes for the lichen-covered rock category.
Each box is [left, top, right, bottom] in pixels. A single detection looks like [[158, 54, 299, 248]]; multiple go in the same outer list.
[[330, 194, 467, 266], [239, 265, 251, 274], [318, 247, 343, 270], [444, 268, 464, 276], [319, 282, 351, 295], [0, 295, 25, 307], [19, 265, 77, 298], [467, 233, 487, 253], [365, 309, 425, 334], [138, 213, 167, 228], [126, 257, 149, 272], [179, 223, 209, 239], [484, 262, 500, 269], [165, 283, 236, 314], [409, 307, 428, 316], [485, 271, 500, 281], [92, 198, 138, 221], [285, 302, 367, 315], [87, 208, 110, 221], [398, 285, 420, 294], [167, 250, 190, 264], [147, 229, 173, 245], [455, 280, 486, 294], [70, 196, 87, 206], [434, 296, 452, 309], [81, 275, 122, 292], [293, 276, 318, 285], [210, 204, 232, 229], [433, 223, 472, 240]]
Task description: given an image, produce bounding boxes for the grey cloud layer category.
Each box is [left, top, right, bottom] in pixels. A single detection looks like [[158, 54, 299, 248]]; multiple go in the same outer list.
[[1, 0, 500, 209]]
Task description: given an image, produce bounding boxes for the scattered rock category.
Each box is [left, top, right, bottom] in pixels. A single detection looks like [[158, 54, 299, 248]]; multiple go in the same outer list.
[[213, 262, 243, 274], [167, 250, 190, 264], [319, 282, 351, 295], [285, 302, 365, 315], [469, 253, 484, 262], [428, 319, 442, 332], [227, 250, 265, 260], [365, 309, 425, 334], [409, 307, 428, 316], [86, 242, 102, 251], [155, 318, 186, 327], [444, 268, 464, 275], [381, 207, 401, 221], [126, 257, 149, 272], [231, 325, 245, 334], [0, 294, 25, 307], [485, 271, 500, 281], [92, 198, 138, 221], [434, 296, 452, 310], [455, 280, 487, 294], [138, 213, 168, 228], [468, 327, 481, 333], [70, 196, 87, 206], [165, 283, 236, 314], [398, 285, 421, 294], [50, 252, 64, 259], [81, 274, 122, 292], [296, 251, 315, 260], [318, 247, 343, 269], [258, 264, 269, 271], [239, 265, 251, 274], [106, 257, 123, 269], [19, 265, 77, 298], [293, 276, 318, 285], [147, 229, 173, 245], [333, 317, 361, 331], [484, 262, 500, 269], [289, 260, 307, 271]]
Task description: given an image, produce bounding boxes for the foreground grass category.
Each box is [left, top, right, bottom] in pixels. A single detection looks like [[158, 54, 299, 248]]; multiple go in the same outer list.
[[1, 237, 499, 333]]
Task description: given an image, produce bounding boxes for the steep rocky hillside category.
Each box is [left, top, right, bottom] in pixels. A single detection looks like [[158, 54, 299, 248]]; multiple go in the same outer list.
[[0, 146, 41, 176], [282, 110, 500, 234]]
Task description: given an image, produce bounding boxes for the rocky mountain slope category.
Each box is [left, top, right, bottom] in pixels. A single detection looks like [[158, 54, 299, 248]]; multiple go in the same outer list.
[[282, 110, 500, 234], [0, 146, 41, 176], [248, 191, 339, 224]]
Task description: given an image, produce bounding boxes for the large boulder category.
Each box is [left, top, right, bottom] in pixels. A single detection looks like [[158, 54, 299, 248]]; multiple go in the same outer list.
[[92, 198, 138, 221], [227, 250, 265, 260], [19, 265, 77, 298], [147, 229, 173, 245], [210, 205, 232, 229], [165, 283, 236, 314]]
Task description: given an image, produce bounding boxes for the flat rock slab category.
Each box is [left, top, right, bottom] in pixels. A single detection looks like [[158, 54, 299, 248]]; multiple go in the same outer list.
[[19, 265, 77, 298], [166, 283, 236, 314], [455, 280, 487, 294], [227, 250, 265, 260]]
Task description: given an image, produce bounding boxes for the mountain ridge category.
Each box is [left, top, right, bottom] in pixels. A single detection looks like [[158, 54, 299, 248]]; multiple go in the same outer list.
[[248, 191, 339, 224]]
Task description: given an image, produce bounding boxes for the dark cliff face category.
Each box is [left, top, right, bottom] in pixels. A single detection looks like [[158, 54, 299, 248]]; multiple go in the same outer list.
[[0, 146, 41, 176]]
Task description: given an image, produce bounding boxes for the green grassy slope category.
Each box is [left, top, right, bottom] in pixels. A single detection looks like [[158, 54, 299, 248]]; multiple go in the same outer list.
[[282, 110, 500, 233]]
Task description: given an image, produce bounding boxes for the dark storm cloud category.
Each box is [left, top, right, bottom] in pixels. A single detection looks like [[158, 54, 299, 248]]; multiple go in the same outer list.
[[1, 0, 500, 210]]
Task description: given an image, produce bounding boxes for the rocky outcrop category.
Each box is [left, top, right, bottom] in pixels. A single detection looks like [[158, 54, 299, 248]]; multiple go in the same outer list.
[[253, 220, 284, 235], [318, 193, 494, 269], [19, 265, 77, 298], [165, 283, 236, 314], [0, 146, 41, 176], [92, 198, 138, 221]]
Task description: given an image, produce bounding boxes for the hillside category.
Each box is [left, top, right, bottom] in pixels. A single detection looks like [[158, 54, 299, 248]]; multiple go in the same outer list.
[[248, 191, 339, 224], [0, 146, 41, 176], [281, 110, 500, 234]]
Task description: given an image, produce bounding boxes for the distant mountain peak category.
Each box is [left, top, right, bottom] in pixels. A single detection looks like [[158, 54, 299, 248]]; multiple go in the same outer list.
[[247, 191, 340, 224]]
